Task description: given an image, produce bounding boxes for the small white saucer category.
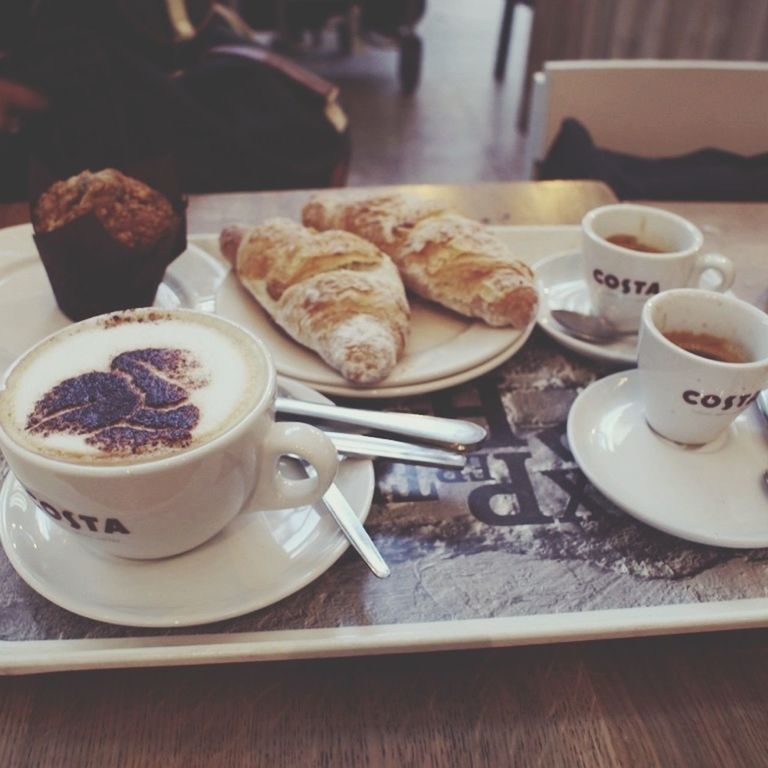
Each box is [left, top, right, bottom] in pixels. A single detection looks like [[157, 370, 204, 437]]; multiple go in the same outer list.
[[0, 381, 374, 627], [0, 224, 228, 375], [534, 251, 638, 365], [567, 370, 768, 548]]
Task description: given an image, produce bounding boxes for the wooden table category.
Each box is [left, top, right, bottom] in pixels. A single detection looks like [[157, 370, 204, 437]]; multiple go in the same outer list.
[[3, 181, 768, 768]]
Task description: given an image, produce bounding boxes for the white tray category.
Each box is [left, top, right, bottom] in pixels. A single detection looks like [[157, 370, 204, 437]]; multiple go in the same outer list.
[[3, 223, 768, 675]]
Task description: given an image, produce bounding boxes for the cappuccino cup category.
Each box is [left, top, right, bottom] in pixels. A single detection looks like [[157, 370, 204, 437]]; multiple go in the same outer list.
[[582, 204, 735, 332], [0, 308, 340, 559], [637, 289, 768, 446]]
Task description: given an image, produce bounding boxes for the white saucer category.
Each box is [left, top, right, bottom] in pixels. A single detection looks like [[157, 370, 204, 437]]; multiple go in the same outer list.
[[534, 250, 638, 365], [0, 380, 374, 627], [567, 370, 768, 548], [0, 224, 228, 375]]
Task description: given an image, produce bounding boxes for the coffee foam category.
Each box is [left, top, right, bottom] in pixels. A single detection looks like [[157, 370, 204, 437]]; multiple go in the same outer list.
[[0, 310, 266, 464]]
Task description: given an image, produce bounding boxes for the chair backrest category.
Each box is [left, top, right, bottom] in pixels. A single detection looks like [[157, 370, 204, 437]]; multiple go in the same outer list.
[[524, 0, 768, 70], [516, 0, 768, 130], [524, 60, 768, 178]]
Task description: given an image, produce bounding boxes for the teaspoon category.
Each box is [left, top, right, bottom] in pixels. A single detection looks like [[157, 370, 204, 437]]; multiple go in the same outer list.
[[550, 309, 638, 344], [758, 390, 768, 426], [750, 391, 768, 496], [323, 483, 390, 579], [275, 396, 487, 450]]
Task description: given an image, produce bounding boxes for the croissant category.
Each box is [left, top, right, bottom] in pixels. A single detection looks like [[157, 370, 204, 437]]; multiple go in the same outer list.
[[302, 192, 538, 328], [219, 218, 410, 385]]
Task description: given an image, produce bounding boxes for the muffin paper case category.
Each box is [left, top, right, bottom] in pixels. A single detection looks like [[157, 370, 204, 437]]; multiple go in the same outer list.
[[28, 155, 188, 322]]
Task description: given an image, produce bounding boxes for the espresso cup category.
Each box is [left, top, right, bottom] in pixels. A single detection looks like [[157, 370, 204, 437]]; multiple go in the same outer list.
[[637, 289, 768, 446], [582, 204, 735, 332], [0, 308, 340, 559]]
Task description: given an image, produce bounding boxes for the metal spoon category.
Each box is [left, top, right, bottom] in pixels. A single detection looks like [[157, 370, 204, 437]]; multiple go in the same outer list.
[[275, 396, 487, 450], [751, 391, 768, 495], [325, 431, 467, 467], [758, 390, 768, 425], [323, 483, 390, 579], [286, 456, 390, 579], [550, 309, 638, 344]]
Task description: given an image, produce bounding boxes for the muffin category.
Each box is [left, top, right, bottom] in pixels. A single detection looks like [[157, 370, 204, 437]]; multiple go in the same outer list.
[[31, 168, 186, 321], [34, 169, 179, 248]]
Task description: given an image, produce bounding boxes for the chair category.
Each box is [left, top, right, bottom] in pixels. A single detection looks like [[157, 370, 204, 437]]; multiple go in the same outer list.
[[523, 59, 768, 180], [512, 0, 768, 130]]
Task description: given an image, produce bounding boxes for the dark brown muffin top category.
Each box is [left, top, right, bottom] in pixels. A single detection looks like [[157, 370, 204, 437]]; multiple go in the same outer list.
[[33, 169, 179, 249]]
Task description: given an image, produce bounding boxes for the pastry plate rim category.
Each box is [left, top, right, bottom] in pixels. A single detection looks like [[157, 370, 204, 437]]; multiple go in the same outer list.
[[0, 224, 553, 398]]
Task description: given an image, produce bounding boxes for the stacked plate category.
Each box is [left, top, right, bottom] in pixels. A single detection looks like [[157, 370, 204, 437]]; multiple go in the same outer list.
[[215, 274, 534, 399], [0, 225, 585, 397], [211, 226, 581, 398]]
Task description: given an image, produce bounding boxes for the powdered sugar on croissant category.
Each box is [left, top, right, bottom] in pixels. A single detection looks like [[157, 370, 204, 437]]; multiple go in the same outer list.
[[302, 191, 538, 328], [219, 219, 409, 385], [303, 191, 448, 249]]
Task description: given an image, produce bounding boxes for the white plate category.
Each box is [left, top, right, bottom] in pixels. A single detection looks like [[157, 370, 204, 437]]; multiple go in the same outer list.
[[303, 333, 528, 398], [217, 272, 525, 389], [213, 226, 582, 398], [567, 370, 768, 548], [0, 224, 580, 397], [0, 379, 374, 627], [215, 255, 539, 398], [534, 250, 638, 365]]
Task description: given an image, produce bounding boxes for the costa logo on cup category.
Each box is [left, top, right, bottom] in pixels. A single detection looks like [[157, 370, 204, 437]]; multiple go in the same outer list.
[[25, 489, 130, 535], [681, 390, 760, 411], [591, 269, 660, 296]]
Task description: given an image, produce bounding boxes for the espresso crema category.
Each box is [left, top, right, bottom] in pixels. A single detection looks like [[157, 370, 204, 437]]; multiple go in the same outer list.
[[663, 329, 750, 364], [605, 233, 665, 253], [0, 309, 266, 464]]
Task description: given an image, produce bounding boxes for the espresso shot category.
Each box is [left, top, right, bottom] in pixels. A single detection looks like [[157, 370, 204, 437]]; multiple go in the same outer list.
[[663, 330, 751, 364], [605, 233, 665, 253]]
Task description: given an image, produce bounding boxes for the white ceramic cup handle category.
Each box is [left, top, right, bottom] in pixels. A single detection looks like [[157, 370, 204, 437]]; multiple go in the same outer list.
[[255, 421, 339, 509], [690, 252, 735, 293]]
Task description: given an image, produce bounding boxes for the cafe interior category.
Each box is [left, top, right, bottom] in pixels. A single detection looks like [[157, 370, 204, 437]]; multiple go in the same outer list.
[[1, 1, 768, 765]]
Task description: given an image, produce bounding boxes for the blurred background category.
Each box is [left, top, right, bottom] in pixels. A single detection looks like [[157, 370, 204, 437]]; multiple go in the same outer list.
[[1, 0, 765, 201], [238, 0, 534, 185]]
